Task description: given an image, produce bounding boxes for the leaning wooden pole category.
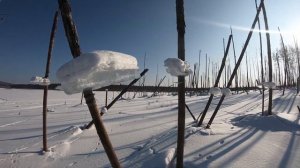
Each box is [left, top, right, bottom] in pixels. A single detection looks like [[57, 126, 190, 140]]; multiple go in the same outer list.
[[261, 2, 273, 116], [84, 69, 148, 129], [58, 0, 121, 167], [256, 0, 265, 115], [206, 0, 264, 128], [196, 35, 232, 126], [42, 10, 59, 152], [230, 27, 239, 93], [175, 0, 186, 167]]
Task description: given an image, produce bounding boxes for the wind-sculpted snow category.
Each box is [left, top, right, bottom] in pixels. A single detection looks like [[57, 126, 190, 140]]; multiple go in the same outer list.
[[56, 50, 139, 94], [164, 58, 192, 76]]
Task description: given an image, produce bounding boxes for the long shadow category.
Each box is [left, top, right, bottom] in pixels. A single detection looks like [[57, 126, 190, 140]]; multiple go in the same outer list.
[[279, 110, 300, 167], [196, 128, 259, 167], [186, 113, 300, 167]]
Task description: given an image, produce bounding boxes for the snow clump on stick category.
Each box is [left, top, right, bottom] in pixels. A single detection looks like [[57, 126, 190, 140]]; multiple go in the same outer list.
[[164, 58, 192, 76], [30, 76, 50, 86], [221, 88, 231, 96], [209, 87, 221, 95], [262, 82, 276, 89], [56, 50, 139, 94]]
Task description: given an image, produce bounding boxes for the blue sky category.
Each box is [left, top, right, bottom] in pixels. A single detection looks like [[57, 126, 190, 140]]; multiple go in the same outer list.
[[0, 0, 299, 85]]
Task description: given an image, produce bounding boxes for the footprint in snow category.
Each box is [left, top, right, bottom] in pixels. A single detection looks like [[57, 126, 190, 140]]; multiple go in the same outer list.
[[219, 140, 225, 144], [206, 155, 213, 160]]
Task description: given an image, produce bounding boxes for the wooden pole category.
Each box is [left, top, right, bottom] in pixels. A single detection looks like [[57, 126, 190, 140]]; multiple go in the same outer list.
[[293, 37, 300, 93], [206, 0, 264, 128], [58, 0, 120, 167], [42, 10, 59, 152], [261, 2, 273, 116], [176, 0, 186, 167], [85, 69, 148, 129], [231, 27, 239, 93], [197, 35, 232, 126], [105, 89, 108, 107], [278, 27, 288, 96], [246, 52, 250, 92]]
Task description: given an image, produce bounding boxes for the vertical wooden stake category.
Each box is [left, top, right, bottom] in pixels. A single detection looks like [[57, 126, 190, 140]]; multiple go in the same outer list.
[[42, 10, 59, 152], [176, 0, 186, 167], [105, 89, 108, 107]]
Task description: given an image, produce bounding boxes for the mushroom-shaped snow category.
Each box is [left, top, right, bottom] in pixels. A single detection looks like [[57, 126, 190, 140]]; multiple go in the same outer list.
[[56, 50, 139, 94]]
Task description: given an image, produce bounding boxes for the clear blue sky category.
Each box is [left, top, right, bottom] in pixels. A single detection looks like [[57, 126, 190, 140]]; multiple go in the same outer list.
[[0, 0, 299, 85]]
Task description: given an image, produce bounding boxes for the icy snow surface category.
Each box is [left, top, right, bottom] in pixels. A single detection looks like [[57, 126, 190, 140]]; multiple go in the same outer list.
[[30, 76, 50, 86], [164, 58, 192, 76], [0, 88, 300, 168], [56, 50, 139, 94]]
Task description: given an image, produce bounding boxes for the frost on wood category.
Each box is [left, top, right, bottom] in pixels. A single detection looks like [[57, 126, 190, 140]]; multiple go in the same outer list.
[[262, 82, 276, 89], [221, 88, 231, 96], [209, 87, 221, 95], [56, 50, 139, 94], [30, 76, 50, 86], [164, 58, 192, 76]]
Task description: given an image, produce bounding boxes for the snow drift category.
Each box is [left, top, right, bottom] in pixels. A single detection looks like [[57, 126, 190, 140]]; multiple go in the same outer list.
[[56, 50, 139, 94], [164, 58, 192, 76]]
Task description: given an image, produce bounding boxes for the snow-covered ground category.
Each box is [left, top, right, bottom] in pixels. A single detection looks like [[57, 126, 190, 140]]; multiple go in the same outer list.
[[0, 88, 299, 168]]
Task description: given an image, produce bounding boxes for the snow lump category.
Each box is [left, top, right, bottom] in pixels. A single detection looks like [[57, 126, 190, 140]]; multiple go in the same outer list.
[[56, 50, 139, 94], [164, 58, 192, 76]]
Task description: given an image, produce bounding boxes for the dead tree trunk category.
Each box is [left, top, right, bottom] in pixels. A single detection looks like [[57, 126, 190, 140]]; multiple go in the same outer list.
[[42, 10, 59, 152], [58, 0, 121, 167], [197, 35, 232, 126], [175, 0, 186, 167], [206, 1, 264, 128]]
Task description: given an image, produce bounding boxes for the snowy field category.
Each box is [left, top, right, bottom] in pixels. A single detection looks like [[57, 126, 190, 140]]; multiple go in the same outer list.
[[0, 88, 299, 168]]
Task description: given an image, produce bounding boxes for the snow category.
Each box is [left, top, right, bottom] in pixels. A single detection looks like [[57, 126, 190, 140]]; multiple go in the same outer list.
[[164, 58, 192, 76], [209, 87, 221, 95], [100, 106, 107, 114], [262, 82, 276, 89], [30, 76, 50, 86], [221, 88, 231, 96], [0, 88, 300, 168], [56, 50, 139, 94]]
